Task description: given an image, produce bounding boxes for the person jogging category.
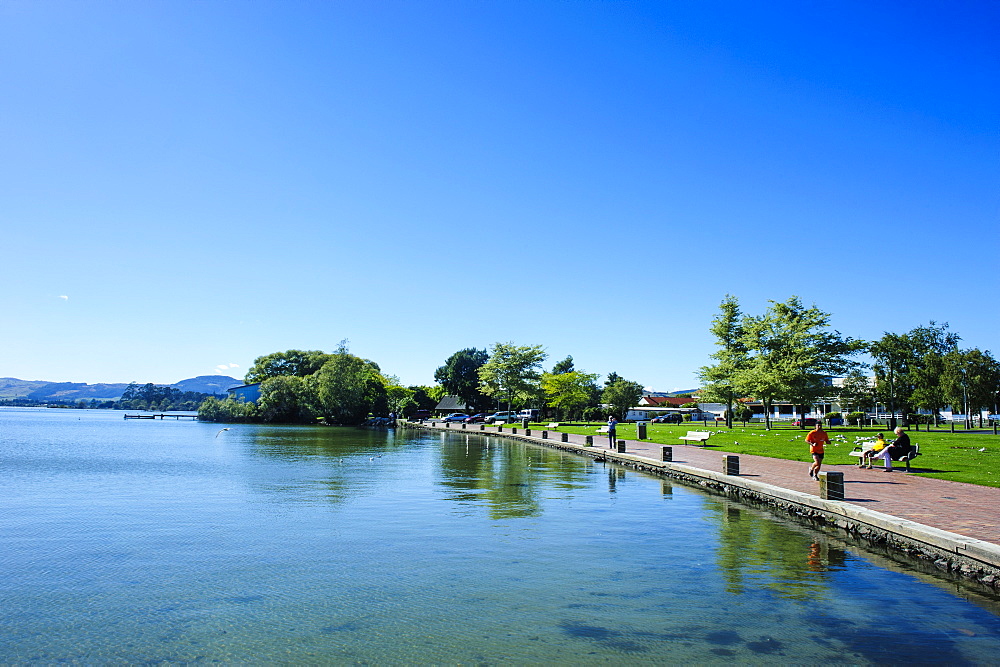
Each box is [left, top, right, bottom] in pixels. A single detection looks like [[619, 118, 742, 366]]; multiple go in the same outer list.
[[806, 422, 830, 480]]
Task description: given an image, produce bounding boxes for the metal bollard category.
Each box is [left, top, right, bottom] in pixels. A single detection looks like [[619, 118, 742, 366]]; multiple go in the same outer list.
[[617, 441, 626, 453], [461, 423, 466, 429], [541, 431, 548, 439], [661, 446, 673, 462], [723, 455, 740, 475], [585, 435, 593, 446], [445, 422, 450, 428], [525, 428, 531, 436], [561, 432, 568, 443], [511, 427, 517, 434], [819, 471, 844, 500], [480, 424, 485, 431]]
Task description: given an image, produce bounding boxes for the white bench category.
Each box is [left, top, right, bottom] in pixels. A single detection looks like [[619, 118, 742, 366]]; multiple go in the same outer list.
[[547, 422, 561, 430], [850, 442, 921, 470], [596, 426, 610, 434], [679, 431, 711, 445]]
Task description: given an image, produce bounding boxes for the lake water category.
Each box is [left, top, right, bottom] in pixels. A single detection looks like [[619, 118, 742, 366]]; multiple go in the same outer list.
[[2, 407, 999, 663]]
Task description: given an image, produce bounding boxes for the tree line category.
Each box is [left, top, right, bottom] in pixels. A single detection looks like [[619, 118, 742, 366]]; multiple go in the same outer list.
[[434, 344, 645, 422], [699, 295, 999, 429], [199, 295, 998, 428], [198, 342, 444, 424], [0, 383, 219, 411]]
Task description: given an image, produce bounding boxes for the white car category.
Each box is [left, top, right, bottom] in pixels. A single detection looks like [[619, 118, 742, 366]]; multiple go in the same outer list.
[[484, 411, 518, 424]]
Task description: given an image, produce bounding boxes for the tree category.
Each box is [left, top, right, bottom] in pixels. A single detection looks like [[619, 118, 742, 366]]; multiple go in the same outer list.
[[407, 385, 442, 415], [601, 379, 643, 421], [604, 372, 621, 388], [477, 342, 547, 415], [541, 370, 599, 420], [735, 297, 862, 430], [551, 355, 575, 374], [311, 353, 387, 424], [941, 348, 1000, 427], [699, 295, 747, 428], [258, 375, 317, 423], [870, 322, 960, 427], [385, 384, 416, 417], [245, 349, 332, 384], [434, 348, 490, 412], [837, 370, 874, 415]]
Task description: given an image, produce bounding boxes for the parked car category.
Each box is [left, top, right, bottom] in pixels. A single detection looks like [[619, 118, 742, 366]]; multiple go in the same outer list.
[[793, 418, 818, 427], [464, 414, 487, 423], [442, 413, 469, 422], [484, 411, 518, 424], [411, 409, 431, 420], [652, 414, 682, 423], [517, 409, 540, 421]]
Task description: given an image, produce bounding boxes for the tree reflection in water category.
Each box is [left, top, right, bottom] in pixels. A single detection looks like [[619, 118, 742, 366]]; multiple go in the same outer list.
[[436, 435, 593, 519]]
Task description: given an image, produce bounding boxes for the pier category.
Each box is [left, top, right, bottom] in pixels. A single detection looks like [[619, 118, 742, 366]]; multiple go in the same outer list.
[[124, 413, 199, 420]]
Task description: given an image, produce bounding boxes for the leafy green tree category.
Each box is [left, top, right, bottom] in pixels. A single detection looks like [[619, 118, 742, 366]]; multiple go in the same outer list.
[[699, 295, 747, 428], [245, 349, 332, 384], [837, 370, 874, 414], [941, 348, 1000, 426], [311, 353, 387, 424], [870, 322, 960, 426], [406, 385, 442, 415], [258, 375, 317, 423], [602, 379, 643, 421], [198, 396, 259, 422], [551, 355, 575, 374], [385, 384, 416, 417], [604, 371, 621, 388], [477, 342, 547, 415], [541, 370, 599, 420], [434, 348, 490, 411], [735, 297, 862, 430]]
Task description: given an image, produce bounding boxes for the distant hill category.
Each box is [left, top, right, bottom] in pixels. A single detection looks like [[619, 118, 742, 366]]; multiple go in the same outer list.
[[0, 375, 242, 402], [172, 375, 244, 395]]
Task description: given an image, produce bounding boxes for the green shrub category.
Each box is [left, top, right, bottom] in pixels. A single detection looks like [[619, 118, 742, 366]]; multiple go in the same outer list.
[[846, 411, 866, 425]]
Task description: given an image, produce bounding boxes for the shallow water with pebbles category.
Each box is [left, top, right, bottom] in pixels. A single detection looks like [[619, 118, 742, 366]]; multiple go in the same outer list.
[[2, 407, 999, 663]]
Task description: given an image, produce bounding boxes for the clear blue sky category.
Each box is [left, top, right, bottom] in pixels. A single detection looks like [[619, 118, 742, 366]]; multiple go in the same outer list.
[[2, 1, 997, 390]]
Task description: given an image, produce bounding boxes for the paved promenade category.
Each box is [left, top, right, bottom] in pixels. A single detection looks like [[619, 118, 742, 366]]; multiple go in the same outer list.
[[427, 422, 999, 548]]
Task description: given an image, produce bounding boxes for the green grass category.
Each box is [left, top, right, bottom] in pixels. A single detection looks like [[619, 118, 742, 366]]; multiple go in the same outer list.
[[528, 421, 1000, 488]]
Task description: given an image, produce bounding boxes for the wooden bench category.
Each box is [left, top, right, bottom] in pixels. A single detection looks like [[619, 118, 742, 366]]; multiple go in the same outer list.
[[850, 442, 921, 470], [679, 431, 711, 445]]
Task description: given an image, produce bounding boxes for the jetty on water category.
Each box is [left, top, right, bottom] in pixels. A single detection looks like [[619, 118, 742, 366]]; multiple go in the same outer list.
[[124, 413, 199, 420]]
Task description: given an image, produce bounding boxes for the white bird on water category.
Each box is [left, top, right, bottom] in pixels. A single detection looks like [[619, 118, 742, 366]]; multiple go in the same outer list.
[[215, 428, 231, 437]]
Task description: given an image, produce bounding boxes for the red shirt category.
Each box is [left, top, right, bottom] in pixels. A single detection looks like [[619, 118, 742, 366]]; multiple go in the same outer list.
[[806, 428, 829, 454]]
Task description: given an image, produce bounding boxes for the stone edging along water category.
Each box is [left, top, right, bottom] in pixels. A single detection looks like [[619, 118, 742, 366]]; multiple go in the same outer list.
[[402, 421, 1000, 592]]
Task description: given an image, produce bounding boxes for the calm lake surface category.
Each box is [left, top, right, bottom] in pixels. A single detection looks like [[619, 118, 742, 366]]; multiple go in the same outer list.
[[2, 408, 999, 664]]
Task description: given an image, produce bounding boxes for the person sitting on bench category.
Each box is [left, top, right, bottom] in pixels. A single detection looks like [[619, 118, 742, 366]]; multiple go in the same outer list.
[[860, 433, 887, 468], [873, 427, 912, 472]]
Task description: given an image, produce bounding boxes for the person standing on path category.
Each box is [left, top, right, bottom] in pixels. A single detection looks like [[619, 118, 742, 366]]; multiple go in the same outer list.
[[806, 423, 830, 480], [607, 416, 617, 448]]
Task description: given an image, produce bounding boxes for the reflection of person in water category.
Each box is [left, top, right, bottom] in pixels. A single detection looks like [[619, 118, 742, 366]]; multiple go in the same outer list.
[[807, 542, 824, 572]]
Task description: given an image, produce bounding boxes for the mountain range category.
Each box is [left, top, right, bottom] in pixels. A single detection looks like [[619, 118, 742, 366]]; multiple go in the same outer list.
[[0, 376, 243, 401]]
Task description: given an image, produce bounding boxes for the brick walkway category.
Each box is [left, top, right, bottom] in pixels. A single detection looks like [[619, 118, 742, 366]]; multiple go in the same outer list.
[[433, 423, 1000, 547]]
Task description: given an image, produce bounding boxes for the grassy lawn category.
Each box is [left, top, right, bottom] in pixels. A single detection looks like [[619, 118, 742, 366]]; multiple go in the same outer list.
[[528, 421, 1000, 489]]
